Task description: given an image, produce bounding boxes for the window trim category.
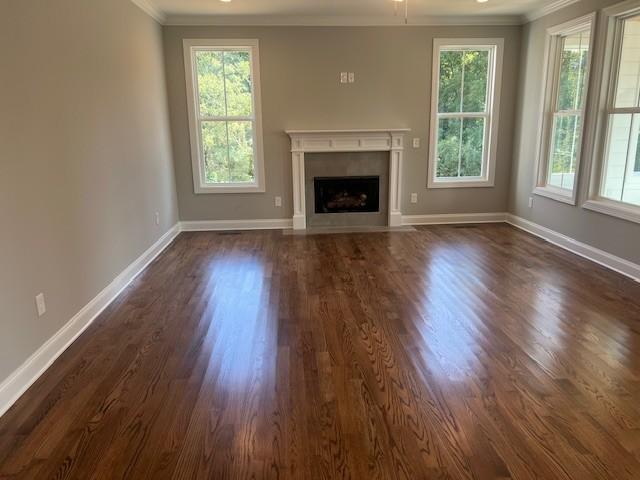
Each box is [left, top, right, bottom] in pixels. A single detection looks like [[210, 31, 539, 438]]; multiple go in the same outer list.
[[428, 38, 504, 189], [183, 39, 265, 194], [533, 13, 596, 206], [583, 1, 640, 224]]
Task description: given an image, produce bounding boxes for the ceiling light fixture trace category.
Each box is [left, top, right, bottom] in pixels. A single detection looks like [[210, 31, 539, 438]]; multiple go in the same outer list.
[[391, 0, 409, 24]]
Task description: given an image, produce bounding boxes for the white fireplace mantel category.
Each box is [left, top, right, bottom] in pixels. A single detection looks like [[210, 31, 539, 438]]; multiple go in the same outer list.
[[286, 129, 409, 230]]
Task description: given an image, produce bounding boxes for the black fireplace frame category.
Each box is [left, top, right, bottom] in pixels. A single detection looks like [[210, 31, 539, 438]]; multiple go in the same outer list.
[[314, 176, 380, 214]]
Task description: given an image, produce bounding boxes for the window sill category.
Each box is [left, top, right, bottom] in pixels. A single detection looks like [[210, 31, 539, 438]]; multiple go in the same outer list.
[[428, 179, 494, 189], [583, 199, 640, 225], [533, 186, 577, 205], [194, 183, 265, 194]]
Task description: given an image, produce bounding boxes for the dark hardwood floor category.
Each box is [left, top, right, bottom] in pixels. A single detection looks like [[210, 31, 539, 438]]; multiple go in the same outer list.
[[1, 224, 640, 479]]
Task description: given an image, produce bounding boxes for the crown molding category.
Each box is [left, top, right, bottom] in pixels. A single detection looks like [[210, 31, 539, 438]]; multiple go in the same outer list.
[[163, 14, 523, 27], [130, 0, 167, 24], [525, 0, 582, 23], [130, 0, 579, 27]]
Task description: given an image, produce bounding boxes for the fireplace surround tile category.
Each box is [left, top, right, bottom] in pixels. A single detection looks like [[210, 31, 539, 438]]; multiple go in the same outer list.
[[305, 152, 388, 227]]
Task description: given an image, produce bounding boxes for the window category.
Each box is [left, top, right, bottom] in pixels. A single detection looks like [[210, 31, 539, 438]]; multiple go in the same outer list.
[[183, 39, 265, 194], [428, 38, 503, 188], [534, 15, 595, 205], [585, 3, 640, 223], [600, 12, 640, 208]]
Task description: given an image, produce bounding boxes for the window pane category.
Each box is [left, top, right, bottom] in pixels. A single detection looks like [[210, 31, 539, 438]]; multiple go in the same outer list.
[[195, 51, 225, 117], [201, 121, 229, 184], [436, 117, 485, 178], [438, 49, 490, 113], [601, 114, 640, 206], [460, 117, 485, 177], [223, 51, 253, 117], [635, 133, 640, 173], [201, 121, 255, 184], [557, 31, 590, 111], [615, 16, 640, 108], [436, 118, 462, 177], [438, 51, 463, 113], [622, 115, 640, 206], [462, 50, 489, 113], [227, 121, 255, 183], [547, 114, 581, 190]]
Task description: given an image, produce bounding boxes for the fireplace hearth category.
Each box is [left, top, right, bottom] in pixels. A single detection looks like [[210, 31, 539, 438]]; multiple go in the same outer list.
[[314, 176, 380, 214]]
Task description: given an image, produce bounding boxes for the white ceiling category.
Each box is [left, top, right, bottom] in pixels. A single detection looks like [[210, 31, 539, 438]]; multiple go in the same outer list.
[[138, 0, 577, 25]]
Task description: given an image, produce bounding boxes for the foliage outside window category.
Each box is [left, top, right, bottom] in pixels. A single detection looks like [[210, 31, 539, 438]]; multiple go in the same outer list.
[[534, 15, 594, 205], [428, 39, 503, 188], [183, 40, 265, 194]]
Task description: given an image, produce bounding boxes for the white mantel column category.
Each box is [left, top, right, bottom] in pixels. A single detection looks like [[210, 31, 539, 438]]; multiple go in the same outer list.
[[291, 148, 306, 230], [388, 133, 404, 227]]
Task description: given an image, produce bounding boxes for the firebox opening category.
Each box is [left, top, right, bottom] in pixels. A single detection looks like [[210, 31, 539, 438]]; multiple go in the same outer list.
[[314, 176, 380, 214]]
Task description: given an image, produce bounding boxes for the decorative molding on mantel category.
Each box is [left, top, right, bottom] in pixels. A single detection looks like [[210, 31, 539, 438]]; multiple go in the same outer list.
[[287, 129, 410, 153], [287, 129, 409, 230], [524, 0, 582, 23]]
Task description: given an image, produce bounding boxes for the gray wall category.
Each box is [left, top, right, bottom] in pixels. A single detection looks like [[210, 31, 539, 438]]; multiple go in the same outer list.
[[0, 0, 179, 382], [510, 0, 640, 265], [163, 25, 522, 221]]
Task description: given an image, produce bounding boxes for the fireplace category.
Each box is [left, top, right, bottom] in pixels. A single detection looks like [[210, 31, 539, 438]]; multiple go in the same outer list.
[[287, 129, 408, 229], [314, 176, 380, 214]]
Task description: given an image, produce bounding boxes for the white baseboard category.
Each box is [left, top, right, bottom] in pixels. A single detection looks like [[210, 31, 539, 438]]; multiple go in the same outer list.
[[402, 212, 508, 225], [2, 212, 638, 419], [180, 218, 293, 231], [0, 223, 181, 418], [506, 214, 640, 283]]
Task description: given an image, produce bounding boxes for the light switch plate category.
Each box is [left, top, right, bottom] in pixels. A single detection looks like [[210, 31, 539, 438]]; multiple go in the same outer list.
[[275, 196, 282, 207], [35, 293, 46, 317], [412, 138, 420, 148], [411, 193, 418, 204], [340, 72, 348, 84], [348, 72, 355, 83]]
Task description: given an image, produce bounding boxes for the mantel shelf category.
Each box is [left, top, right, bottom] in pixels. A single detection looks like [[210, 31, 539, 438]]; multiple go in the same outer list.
[[286, 128, 410, 135]]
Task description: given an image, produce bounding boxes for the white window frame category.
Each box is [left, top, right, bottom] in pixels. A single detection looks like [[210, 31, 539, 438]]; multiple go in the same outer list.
[[583, 0, 640, 223], [183, 39, 265, 194], [428, 38, 504, 189], [533, 14, 596, 206]]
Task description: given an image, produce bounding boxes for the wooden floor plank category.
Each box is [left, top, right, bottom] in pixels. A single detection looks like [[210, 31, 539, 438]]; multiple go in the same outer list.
[[1, 224, 639, 479]]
